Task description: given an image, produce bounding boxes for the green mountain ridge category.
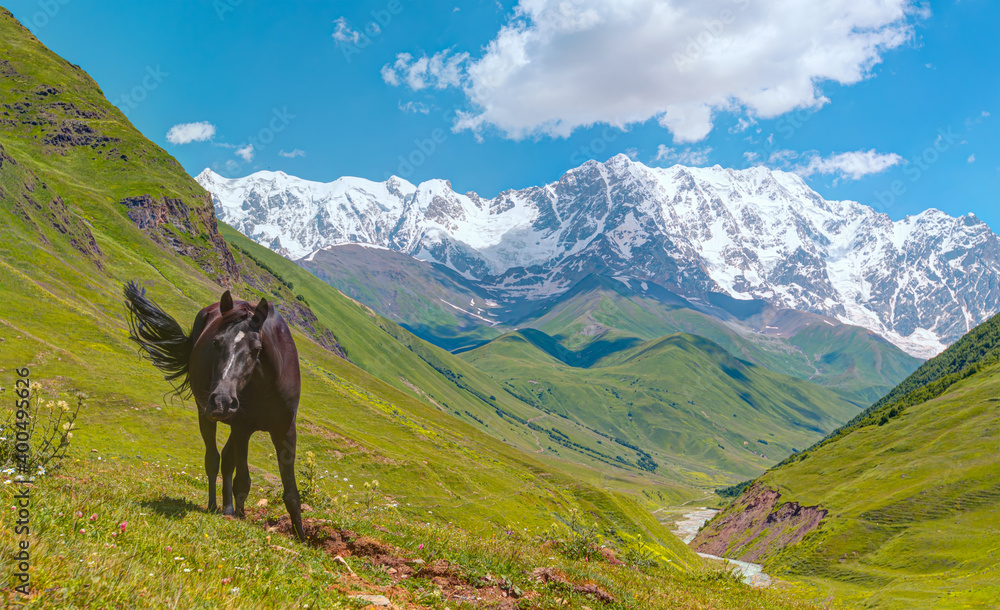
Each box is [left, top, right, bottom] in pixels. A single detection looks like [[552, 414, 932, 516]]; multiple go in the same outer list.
[[691, 308, 1000, 607], [461, 326, 862, 484]]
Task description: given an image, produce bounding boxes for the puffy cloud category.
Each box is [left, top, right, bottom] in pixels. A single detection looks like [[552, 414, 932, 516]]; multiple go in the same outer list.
[[165, 121, 216, 145], [396, 0, 922, 142], [967, 154, 976, 164], [332, 17, 364, 44], [278, 149, 306, 158], [381, 50, 469, 91], [654, 145, 713, 166], [794, 149, 903, 180], [235, 144, 254, 162]]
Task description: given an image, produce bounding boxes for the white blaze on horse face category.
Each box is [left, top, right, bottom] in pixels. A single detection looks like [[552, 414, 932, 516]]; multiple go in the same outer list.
[[222, 331, 246, 379]]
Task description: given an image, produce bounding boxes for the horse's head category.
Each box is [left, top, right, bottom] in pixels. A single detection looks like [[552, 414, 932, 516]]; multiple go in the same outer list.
[[205, 291, 269, 422]]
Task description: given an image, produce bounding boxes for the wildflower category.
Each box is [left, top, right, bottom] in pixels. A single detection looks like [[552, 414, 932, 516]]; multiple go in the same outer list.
[[120, 521, 127, 532], [75, 511, 83, 519], [221, 577, 232, 584], [418, 543, 424, 550], [79, 529, 85, 534], [166, 546, 172, 552], [90, 514, 98, 522]]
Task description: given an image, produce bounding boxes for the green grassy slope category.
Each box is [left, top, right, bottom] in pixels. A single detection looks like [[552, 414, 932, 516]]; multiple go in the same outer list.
[[520, 275, 919, 405], [0, 5, 698, 582], [694, 313, 1000, 608], [461, 328, 861, 487]]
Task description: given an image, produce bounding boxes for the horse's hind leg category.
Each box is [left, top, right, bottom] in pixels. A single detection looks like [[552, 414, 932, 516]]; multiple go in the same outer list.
[[220, 434, 235, 516], [199, 414, 220, 513], [270, 423, 304, 542]]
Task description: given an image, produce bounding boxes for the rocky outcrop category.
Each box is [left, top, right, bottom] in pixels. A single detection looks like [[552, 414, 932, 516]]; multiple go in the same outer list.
[[690, 482, 826, 564], [119, 193, 238, 283], [0, 142, 103, 266]]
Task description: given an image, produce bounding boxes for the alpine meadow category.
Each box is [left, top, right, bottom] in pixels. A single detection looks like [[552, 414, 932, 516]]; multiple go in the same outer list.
[[2, 2, 1000, 609]]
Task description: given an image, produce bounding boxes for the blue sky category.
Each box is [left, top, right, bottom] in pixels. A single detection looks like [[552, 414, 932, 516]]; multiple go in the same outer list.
[[5, 0, 998, 228]]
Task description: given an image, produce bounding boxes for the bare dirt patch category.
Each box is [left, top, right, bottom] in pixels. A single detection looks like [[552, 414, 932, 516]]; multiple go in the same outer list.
[[691, 482, 826, 563]]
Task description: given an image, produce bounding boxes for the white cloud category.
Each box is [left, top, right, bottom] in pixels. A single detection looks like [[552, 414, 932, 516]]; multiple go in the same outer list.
[[399, 100, 431, 114], [968, 154, 976, 164], [794, 149, 902, 181], [395, 0, 922, 141], [654, 145, 712, 166], [235, 144, 254, 162], [381, 50, 469, 91], [166, 121, 216, 145], [279, 149, 306, 158], [332, 17, 363, 44]]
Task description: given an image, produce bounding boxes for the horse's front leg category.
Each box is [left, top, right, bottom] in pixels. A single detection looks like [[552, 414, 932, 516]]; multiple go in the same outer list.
[[270, 423, 304, 542], [198, 414, 220, 513], [220, 433, 235, 516], [231, 427, 253, 518]]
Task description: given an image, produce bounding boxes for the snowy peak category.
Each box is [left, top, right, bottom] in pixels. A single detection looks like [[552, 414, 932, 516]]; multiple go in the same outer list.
[[197, 158, 1000, 358]]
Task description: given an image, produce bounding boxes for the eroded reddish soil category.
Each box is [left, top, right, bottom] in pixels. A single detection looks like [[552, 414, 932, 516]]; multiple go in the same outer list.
[[690, 482, 826, 563]]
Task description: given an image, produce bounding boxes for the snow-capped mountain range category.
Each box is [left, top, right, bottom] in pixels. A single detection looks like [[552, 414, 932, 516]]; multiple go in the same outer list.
[[197, 155, 1000, 358]]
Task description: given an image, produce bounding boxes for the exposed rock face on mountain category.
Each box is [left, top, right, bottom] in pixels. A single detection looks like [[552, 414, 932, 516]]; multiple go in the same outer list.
[[198, 155, 1000, 358]]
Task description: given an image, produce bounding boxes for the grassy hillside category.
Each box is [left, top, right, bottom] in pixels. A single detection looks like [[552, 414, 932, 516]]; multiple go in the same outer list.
[[692, 312, 1000, 608], [0, 9, 783, 606], [461, 327, 861, 486]]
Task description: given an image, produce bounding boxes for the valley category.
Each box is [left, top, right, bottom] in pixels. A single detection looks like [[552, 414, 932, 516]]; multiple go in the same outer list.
[[2, 3, 998, 607]]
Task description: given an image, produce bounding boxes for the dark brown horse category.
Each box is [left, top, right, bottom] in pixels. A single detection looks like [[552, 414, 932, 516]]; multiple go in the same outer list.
[[123, 282, 305, 541]]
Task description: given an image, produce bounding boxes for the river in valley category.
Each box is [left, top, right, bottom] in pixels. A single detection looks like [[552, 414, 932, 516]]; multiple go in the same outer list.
[[670, 507, 772, 588]]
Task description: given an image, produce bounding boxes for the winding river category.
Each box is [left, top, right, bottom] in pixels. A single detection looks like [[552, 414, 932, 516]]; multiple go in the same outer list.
[[671, 508, 772, 588]]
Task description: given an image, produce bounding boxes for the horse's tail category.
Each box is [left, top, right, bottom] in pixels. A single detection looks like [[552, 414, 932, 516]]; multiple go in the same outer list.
[[123, 281, 192, 398]]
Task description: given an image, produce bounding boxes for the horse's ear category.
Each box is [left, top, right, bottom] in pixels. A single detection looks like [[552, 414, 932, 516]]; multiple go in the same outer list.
[[250, 298, 269, 331], [220, 290, 234, 314]]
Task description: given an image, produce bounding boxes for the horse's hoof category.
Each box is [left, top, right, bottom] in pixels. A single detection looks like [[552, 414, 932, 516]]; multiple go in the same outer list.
[[222, 506, 234, 517]]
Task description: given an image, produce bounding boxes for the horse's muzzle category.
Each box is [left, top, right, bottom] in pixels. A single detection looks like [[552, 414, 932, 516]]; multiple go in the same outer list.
[[207, 392, 239, 422]]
